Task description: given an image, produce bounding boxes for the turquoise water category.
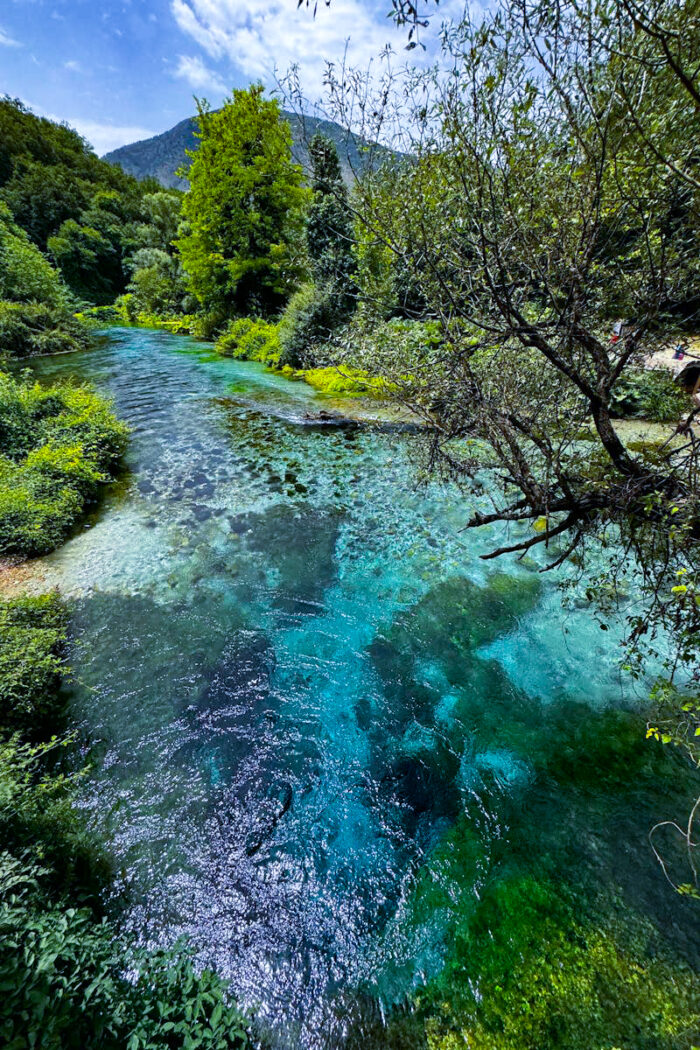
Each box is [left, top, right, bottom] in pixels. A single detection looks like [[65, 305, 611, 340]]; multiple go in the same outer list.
[[28, 329, 698, 1048]]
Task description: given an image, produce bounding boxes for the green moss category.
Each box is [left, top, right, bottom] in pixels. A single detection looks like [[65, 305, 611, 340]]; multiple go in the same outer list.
[[294, 365, 392, 397]]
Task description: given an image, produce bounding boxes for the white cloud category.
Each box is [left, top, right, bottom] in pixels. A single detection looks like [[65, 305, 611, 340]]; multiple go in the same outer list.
[[170, 0, 466, 101], [25, 100, 155, 154], [0, 26, 21, 47], [64, 59, 82, 72], [174, 54, 227, 95], [70, 119, 156, 155]]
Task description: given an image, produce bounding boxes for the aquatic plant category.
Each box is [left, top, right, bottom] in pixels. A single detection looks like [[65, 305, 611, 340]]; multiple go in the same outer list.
[[419, 876, 699, 1050], [295, 365, 390, 397]]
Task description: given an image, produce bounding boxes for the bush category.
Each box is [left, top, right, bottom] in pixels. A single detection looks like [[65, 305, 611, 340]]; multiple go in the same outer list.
[[192, 309, 227, 342], [74, 304, 123, 326], [610, 368, 686, 422], [0, 301, 92, 361], [216, 317, 281, 366], [125, 247, 188, 317], [276, 283, 338, 368], [0, 595, 67, 735], [0, 856, 252, 1050], [0, 592, 254, 1050], [0, 371, 128, 558]]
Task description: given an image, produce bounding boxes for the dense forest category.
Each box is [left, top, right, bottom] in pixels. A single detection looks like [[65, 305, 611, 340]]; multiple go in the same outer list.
[[1, 0, 699, 1046]]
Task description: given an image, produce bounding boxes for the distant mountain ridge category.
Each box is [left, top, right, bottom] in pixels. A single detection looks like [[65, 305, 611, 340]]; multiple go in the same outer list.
[[103, 110, 375, 189]]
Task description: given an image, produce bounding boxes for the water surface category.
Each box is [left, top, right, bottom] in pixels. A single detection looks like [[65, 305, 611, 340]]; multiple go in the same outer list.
[[28, 328, 698, 1048]]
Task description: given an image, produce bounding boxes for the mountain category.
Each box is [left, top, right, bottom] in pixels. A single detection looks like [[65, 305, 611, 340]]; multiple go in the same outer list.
[[103, 111, 377, 190]]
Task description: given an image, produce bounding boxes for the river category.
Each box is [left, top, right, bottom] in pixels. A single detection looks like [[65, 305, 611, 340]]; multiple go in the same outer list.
[[25, 328, 699, 1048]]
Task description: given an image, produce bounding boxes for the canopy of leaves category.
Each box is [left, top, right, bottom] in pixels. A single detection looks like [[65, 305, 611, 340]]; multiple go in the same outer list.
[[177, 85, 309, 316], [0, 97, 162, 303]]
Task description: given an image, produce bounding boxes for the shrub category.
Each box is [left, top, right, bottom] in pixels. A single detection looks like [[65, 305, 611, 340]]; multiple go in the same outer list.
[[0, 594, 254, 1050], [216, 317, 281, 366], [0, 595, 67, 735], [0, 736, 109, 904], [276, 283, 338, 368], [74, 304, 123, 326], [610, 368, 686, 422], [0, 371, 128, 558], [125, 247, 187, 317], [192, 309, 227, 342], [0, 301, 91, 361], [0, 856, 252, 1050]]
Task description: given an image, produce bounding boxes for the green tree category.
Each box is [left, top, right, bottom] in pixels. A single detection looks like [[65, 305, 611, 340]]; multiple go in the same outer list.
[[123, 191, 191, 316], [333, 0, 700, 894], [125, 248, 188, 316], [131, 191, 182, 252], [177, 85, 309, 316], [306, 133, 355, 290], [278, 134, 356, 366], [0, 203, 66, 306], [0, 97, 164, 304]]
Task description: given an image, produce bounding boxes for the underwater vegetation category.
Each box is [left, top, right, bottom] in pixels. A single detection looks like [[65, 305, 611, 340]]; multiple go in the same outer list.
[[18, 328, 700, 1050]]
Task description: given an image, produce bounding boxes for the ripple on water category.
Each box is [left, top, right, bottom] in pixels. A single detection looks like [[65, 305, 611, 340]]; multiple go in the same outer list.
[[25, 330, 699, 1049]]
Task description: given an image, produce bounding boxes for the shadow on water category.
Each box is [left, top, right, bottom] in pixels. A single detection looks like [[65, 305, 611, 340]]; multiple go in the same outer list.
[[27, 329, 699, 1049]]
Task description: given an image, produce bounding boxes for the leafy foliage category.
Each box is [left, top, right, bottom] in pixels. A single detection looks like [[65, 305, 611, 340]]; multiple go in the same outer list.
[[277, 136, 356, 366], [277, 282, 340, 367], [0, 301, 91, 361], [0, 201, 91, 360], [0, 370, 128, 556], [216, 317, 281, 365], [0, 594, 254, 1050], [0, 203, 66, 307], [177, 86, 309, 316], [0, 97, 162, 303], [0, 595, 67, 735], [0, 858, 250, 1050], [610, 368, 686, 422]]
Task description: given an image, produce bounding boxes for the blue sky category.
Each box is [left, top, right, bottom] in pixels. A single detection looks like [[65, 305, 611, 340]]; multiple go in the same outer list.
[[0, 0, 462, 155]]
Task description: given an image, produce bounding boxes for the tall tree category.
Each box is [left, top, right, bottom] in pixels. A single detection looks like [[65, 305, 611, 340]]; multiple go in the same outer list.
[[177, 85, 309, 316], [306, 133, 355, 292], [277, 134, 357, 367]]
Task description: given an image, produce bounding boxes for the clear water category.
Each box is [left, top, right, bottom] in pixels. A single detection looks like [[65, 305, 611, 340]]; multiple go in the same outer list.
[[26, 329, 698, 1048]]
